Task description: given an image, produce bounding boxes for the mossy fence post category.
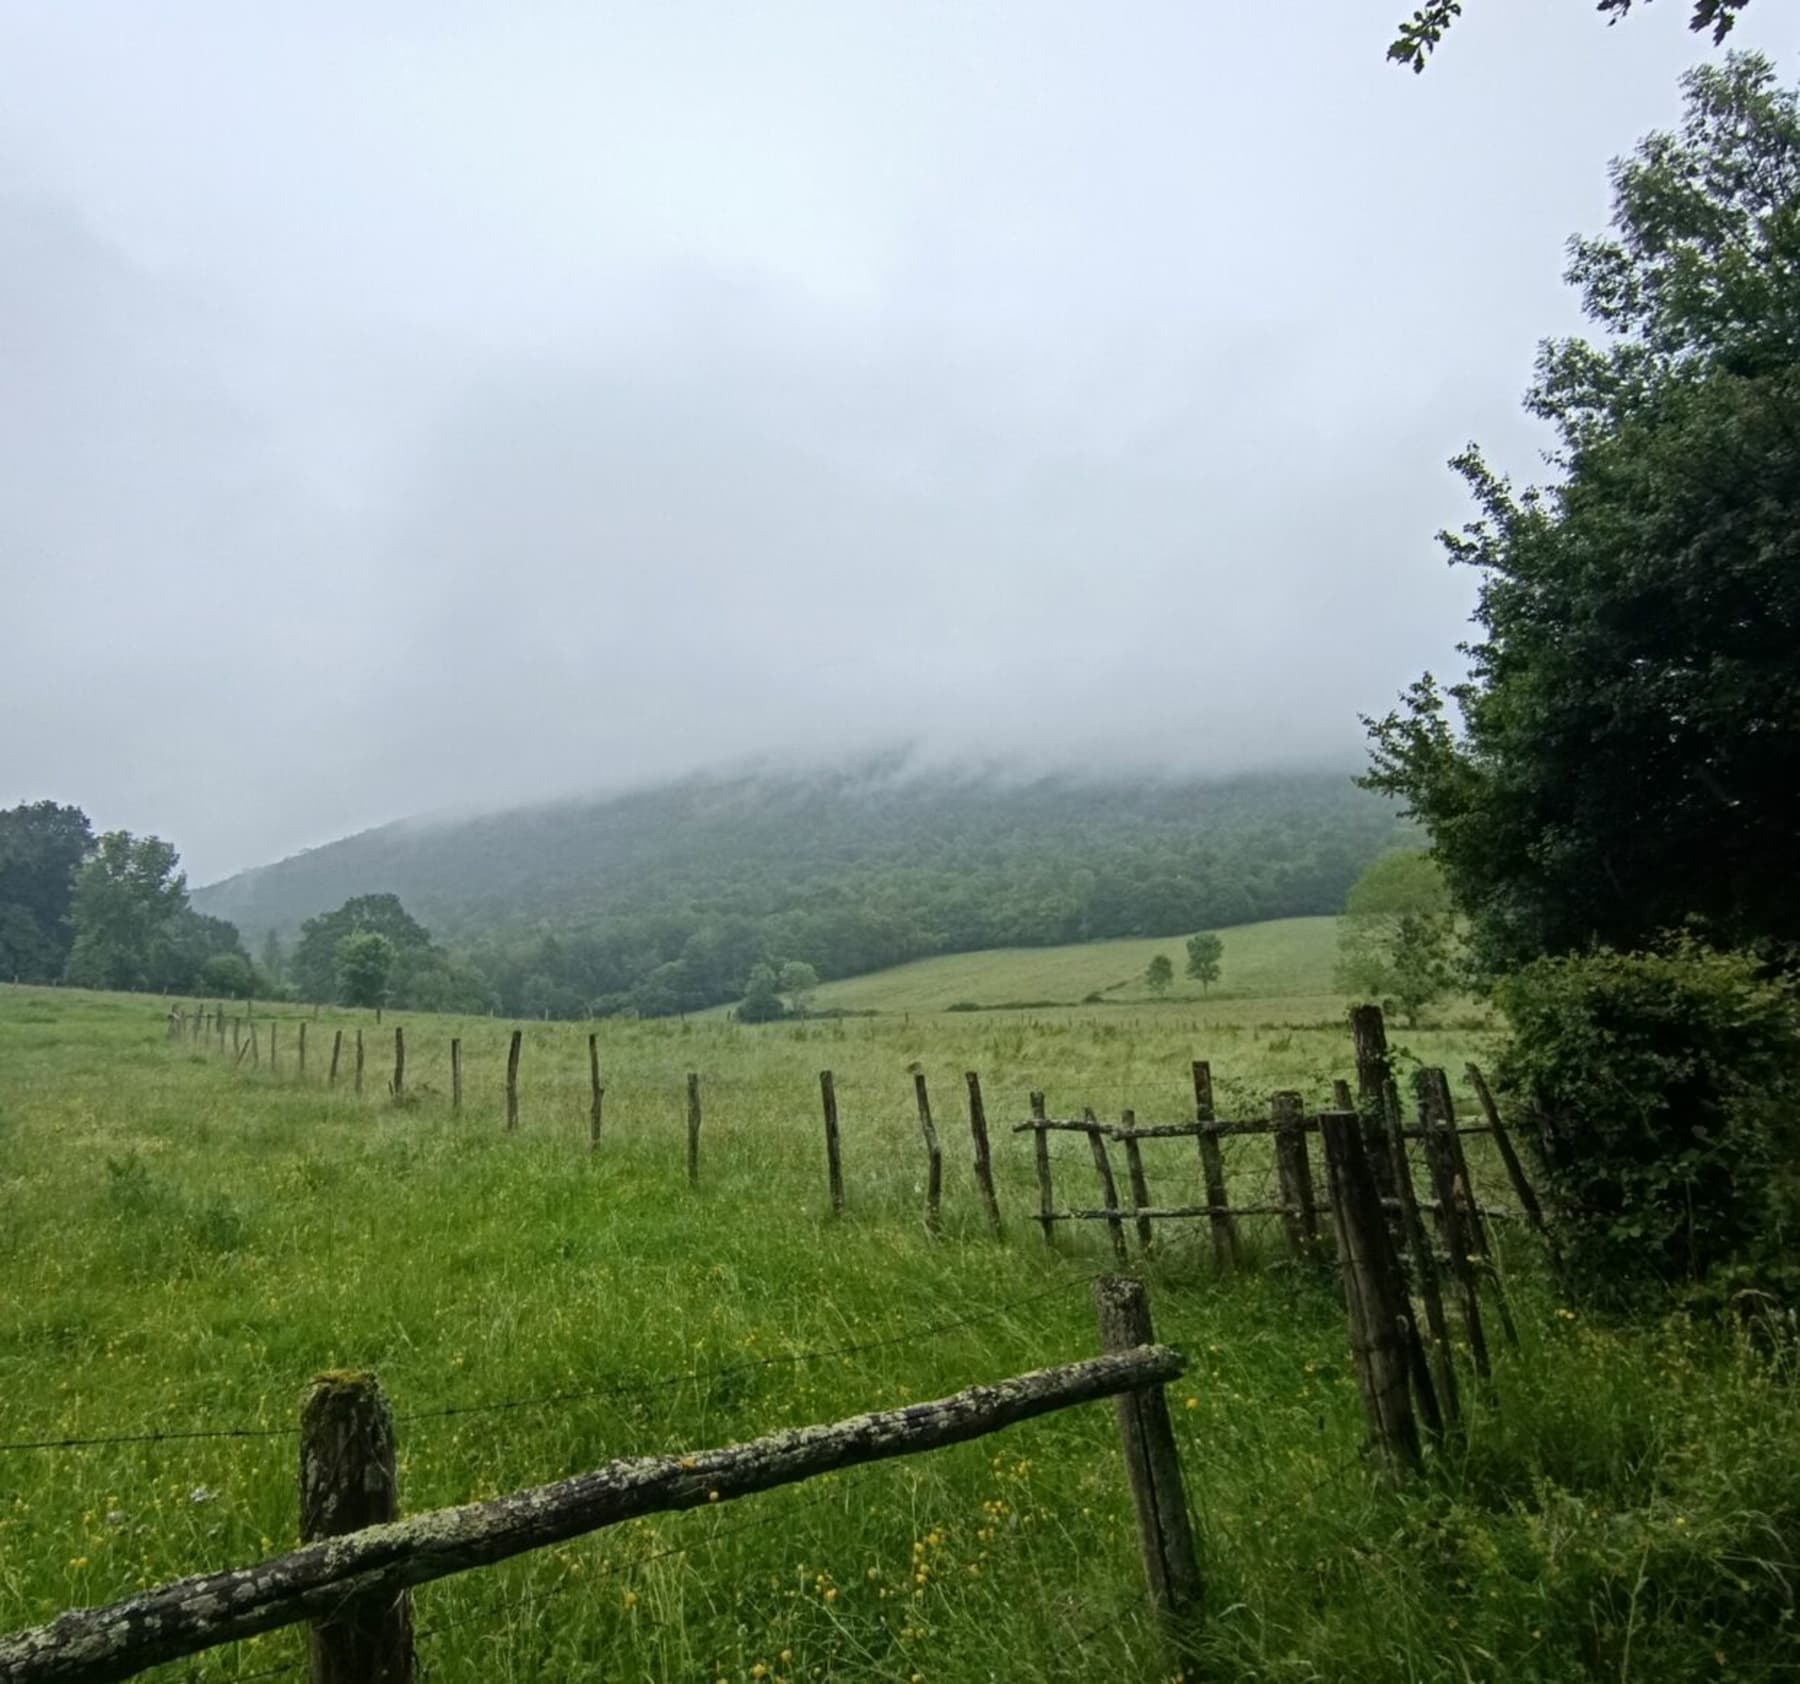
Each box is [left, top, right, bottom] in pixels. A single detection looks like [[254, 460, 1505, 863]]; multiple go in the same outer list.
[[686, 1071, 701, 1185], [1192, 1060, 1238, 1270], [587, 1034, 602, 1149], [299, 1372, 412, 1683], [964, 1071, 1002, 1235], [913, 1073, 943, 1235], [1091, 1275, 1203, 1636], [505, 1030, 522, 1132], [819, 1070, 845, 1214]]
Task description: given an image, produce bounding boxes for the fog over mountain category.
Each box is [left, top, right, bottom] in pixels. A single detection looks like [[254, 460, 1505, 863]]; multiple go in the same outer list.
[[2, 2, 1786, 881]]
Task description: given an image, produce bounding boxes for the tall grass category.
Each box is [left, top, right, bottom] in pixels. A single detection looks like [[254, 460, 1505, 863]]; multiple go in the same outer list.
[[0, 987, 1794, 1681]]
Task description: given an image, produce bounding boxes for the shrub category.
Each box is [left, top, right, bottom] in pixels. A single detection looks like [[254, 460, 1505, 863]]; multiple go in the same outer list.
[[1494, 944, 1800, 1302]]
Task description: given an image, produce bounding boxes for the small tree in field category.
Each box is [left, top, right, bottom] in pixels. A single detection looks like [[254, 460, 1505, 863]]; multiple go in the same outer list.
[[1145, 954, 1174, 997], [778, 960, 819, 1017], [1335, 850, 1456, 1025], [1185, 932, 1223, 993], [334, 930, 395, 1009]]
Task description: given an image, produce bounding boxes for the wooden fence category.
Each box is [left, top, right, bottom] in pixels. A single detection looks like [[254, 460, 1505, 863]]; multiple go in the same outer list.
[[0, 1280, 1195, 1684]]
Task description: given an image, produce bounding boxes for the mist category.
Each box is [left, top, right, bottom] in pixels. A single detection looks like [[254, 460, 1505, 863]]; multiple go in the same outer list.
[[2, 0, 1785, 882]]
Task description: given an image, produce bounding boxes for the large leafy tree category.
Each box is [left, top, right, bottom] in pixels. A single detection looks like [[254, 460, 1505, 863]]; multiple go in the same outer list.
[[0, 801, 93, 981], [64, 832, 191, 991], [1365, 55, 1800, 974], [1390, 0, 1753, 72], [291, 893, 432, 1002]]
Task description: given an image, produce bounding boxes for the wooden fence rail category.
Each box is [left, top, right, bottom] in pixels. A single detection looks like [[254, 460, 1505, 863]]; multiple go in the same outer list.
[[0, 1297, 1190, 1684]]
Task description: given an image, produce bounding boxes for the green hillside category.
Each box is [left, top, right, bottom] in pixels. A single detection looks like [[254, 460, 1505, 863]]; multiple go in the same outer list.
[[806, 915, 1340, 1014], [193, 762, 1403, 1018]]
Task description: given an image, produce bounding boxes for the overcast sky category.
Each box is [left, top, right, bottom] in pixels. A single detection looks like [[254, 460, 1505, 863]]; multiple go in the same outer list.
[[1, 2, 1789, 882]]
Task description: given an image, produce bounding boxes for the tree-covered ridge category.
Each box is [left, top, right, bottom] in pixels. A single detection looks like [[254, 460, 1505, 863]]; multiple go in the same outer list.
[[195, 765, 1403, 1018]]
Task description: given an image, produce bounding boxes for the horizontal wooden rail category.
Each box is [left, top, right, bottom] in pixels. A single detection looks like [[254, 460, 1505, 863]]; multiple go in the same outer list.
[[0, 1346, 1184, 1684]]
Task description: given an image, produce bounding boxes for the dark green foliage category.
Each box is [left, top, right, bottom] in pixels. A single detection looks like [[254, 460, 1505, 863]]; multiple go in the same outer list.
[[63, 832, 248, 993], [1144, 954, 1173, 996], [291, 894, 431, 1003], [1366, 58, 1800, 977], [736, 963, 788, 1023], [1184, 931, 1223, 991], [196, 765, 1402, 1019], [1495, 944, 1800, 1300], [333, 930, 396, 1009], [1389, 0, 1751, 72], [199, 951, 256, 999], [0, 801, 92, 981]]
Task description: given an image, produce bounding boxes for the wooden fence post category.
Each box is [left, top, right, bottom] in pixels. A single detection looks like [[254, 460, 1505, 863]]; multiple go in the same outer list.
[[1318, 1112, 1424, 1477], [1029, 1092, 1055, 1246], [298, 1021, 307, 1079], [1120, 1110, 1155, 1253], [1192, 1061, 1238, 1271], [685, 1070, 701, 1184], [1332, 1078, 1354, 1112], [269, 1022, 279, 1075], [299, 1372, 412, 1684], [964, 1072, 1003, 1236], [913, 1073, 943, 1236], [392, 1027, 405, 1100], [506, 1031, 523, 1132], [1417, 1068, 1516, 1353], [1349, 1005, 1402, 1207], [1091, 1276, 1203, 1627], [820, 1070, 845, 1214], [1085, 1109, 1130, 1265], [1270, 1091, 1320, 1259], [250, 1023, 260, 1069], [1374, 1097, 1459, 1433], [1465, 1062, 1551, 1241], [354, 1030, 364, 1098], [329, 1029, 342, 1088], [451, 1038, 462, 1113], [588, 1034, 602, 1148]]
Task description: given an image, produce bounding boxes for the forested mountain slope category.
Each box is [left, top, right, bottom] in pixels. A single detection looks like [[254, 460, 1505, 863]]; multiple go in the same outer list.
[[195, 763, 1402, 1016]]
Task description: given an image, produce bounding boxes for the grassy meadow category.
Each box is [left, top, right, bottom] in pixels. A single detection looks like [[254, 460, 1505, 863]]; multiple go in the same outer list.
[[2, 974, 1798, 1682]]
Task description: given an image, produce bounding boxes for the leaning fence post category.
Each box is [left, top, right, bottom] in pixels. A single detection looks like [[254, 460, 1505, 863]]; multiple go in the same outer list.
[[329, 1029, 343, 1088], [1416, 1068, 1514, 1356], [1091, 1276, 1203, 1628], [392, 1027, 405, 1100], [1376, 1099, 1459, 1434], [1191, 1061, 1238, 1271], [1030, 1092, 1055, 1247], [1271, 1091, 1320, 1259], [506, 1031, 523, 1132], [820, 1070, 845, 1214], [299, 1372, 413, 1684], [1085, 1109, 1130, 1265], [685, 1071, 701, 1184], [451, 1037, 462, 1112], [1465, 1062, 1551, 1242], [964, 1072, 1003, 1236], [1349, 1005, 1401, 1206], [1318, 1112, 1424, 1477], [588, 1034, 602, 1148], [913, 1073, 943, 1236], [1120, 1110, 1155, 1252]]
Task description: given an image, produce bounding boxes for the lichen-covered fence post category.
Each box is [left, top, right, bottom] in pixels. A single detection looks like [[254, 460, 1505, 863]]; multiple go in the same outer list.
[[820, 1070, 845, 1214], [913, 1072, 943, 1236], [299, 1372, 413, 1684], [1192, 1060, 1238, 1270], [1091, 1275, 1203, 1637], [964, 1071, 1002, 1236]]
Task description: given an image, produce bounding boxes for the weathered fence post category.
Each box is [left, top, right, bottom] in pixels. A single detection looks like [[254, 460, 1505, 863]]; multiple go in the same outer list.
[[1091, 1276, 1203, 1628], [1318, 1111, 1424, 1477], [298, 1021, 307, 1079], [964, 1072, 1003, 1236], [587, 1034, 602, 1148], [299, 1372, 412, 1684], [1192, 1060, 1238, 1271], [329, 1029, 343, 1088], [1085, 1109, 1130, 1265], [1120, 1110, 1155, 1253], [685, 1070, 701, 1184], [250, 1022, 261, 1069], [1465, 1062, 1550, 1241], [392, 1027, 405, 1100], [913, 1073, 943, 1236], [1417, 1068, 1515, 1354], [1375, 1095, 1459, 1434], [269, 1022, 279, 1075], [506, 1031, 523, 1132], [820, 1070, 845, 1214], [1349, 1005, 1401, 1206], [1271, 1091, 1321, 1260], [1332, 1078, 1354, 1112], [451, 1037, 462, 1112], [1029, 1092, 1055, 1246], [353, 1029, 364, 1097]]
